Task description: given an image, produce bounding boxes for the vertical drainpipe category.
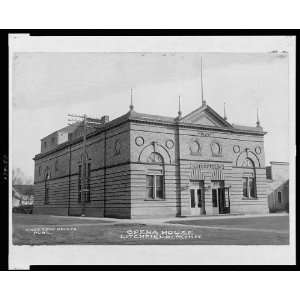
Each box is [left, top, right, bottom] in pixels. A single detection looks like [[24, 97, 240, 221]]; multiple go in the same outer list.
[[103, 130, 107, 217], [67, 144, 71, 216]]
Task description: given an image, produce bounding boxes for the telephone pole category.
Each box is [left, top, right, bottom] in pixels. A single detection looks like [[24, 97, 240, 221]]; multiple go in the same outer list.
[[68, 113, 103, 216]]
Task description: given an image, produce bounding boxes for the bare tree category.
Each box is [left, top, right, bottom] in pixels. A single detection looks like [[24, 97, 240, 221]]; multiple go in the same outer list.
[[12, 168, 32, 185]]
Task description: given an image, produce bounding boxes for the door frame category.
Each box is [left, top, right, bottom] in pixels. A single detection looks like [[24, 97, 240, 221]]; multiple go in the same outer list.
[[211, 181, 230, 214], [189, 180, 205, 216]]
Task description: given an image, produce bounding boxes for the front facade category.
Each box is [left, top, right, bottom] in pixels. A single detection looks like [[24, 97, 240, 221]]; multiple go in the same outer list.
[[33, 102, 268, 218]]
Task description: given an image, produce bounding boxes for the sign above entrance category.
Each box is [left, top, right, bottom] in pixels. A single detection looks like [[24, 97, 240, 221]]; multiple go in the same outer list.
[[193, 163, 225, 170]]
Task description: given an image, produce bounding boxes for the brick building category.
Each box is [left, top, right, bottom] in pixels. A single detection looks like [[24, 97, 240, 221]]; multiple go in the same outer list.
[[33, 98, 269, 218]]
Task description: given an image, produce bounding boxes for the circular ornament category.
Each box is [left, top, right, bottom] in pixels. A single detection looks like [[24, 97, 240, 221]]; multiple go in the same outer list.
[[211, 142, 221, 155], [165, 139, 174, 149], [135, 136, 144, 147], [255, 146, 261, 154], [189, 140, 200, 153], [233, 145, 240, 153]]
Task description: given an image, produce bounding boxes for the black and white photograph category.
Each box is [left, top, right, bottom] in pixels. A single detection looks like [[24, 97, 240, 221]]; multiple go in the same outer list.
[[8, 34, 296, 268]]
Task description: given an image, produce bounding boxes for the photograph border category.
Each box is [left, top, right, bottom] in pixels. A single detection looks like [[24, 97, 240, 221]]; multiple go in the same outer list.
[[3, 29, 299, 271]]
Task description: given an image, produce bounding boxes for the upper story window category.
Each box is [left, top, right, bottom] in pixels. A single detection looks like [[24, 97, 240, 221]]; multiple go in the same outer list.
[[43, 141, 47, 149]]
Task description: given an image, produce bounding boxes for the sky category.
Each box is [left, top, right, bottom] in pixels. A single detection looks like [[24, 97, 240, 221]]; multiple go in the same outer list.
[[12, 51, 289, 182]]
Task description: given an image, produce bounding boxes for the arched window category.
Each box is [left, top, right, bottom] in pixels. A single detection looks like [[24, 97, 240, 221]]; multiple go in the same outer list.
[[242, 158, 257, 198], [145, 152, 165, 200]]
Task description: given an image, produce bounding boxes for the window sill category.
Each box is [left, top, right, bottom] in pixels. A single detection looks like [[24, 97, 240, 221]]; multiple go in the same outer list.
[[242, 197, 258, 200], [144, 198, 165, 201]]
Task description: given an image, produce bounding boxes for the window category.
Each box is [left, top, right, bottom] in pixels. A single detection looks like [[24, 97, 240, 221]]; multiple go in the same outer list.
[[278, 191, 282, 203], [78, 165, 82, 202], [212, 189, 218, 207], [86, 163, 91, 202], [242, 177, 248, 197], [155, 175, 163, 199], [197, 189, 202, 208], [249, 177, 256, 198], [146, 175, 154, 198], [43, 141, 47, 149], [78, 163, 91, 202], [243, 176, 256, 198], [146, 175, 164, 200], [190, 190, 195, 208]]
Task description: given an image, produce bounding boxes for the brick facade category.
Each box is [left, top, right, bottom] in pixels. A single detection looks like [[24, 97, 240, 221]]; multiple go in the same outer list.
[[33, 104, 269, 218]]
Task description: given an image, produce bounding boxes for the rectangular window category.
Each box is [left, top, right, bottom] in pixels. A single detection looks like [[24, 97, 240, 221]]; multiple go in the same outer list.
[[86, 163, 91, 202], [146, 174, 164, 200], [278, 191, 282, 203], [190, 190, 195, 208], [242, 177, 248, 197], [212, 189, 218, 207], [156, 175, 164, 199], [197, 189, 202, 208], [146, 175, 154, 199], [78, 165, 82, 202], [249, 177, 256, 198]]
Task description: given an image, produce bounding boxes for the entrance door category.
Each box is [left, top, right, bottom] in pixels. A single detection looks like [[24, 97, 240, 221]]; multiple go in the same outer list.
[[211, 181, 230, 214], [190, 181, 205, 216]]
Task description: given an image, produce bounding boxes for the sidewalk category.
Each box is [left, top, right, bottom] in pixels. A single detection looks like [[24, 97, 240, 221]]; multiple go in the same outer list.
[[49, 212, 289, 225]]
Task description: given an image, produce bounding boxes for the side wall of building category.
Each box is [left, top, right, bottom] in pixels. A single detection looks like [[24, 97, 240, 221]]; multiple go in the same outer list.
[[33, 122, 131, 218]]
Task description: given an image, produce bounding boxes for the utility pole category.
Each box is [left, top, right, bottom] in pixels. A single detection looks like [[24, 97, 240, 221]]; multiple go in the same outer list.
[[68, 113, 103, 216]]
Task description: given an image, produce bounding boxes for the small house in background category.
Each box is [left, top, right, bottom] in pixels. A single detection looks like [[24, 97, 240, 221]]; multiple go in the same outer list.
[[12, 185, 34, 207], [266, 161, 289, 213]]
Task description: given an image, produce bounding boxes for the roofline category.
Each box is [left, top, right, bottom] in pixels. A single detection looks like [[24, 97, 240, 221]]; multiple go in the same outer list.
[[34, 111, 266, 161], [180, 104, 234, 128]]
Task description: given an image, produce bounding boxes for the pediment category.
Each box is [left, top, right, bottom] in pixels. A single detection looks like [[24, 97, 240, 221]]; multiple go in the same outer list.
[[181, 105, 233, 128]]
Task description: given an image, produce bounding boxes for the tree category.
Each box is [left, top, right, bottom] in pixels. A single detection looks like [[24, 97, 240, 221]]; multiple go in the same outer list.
[[12, 168, 33, 185]]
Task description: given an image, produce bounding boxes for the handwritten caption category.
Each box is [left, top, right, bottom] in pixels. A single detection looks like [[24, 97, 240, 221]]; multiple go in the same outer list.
[[120, 229, 201, 240], [25, 227, 77, 235]]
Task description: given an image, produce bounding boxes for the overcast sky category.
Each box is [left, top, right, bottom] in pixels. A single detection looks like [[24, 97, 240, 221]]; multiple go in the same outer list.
[[12, 51, 289, 181]]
